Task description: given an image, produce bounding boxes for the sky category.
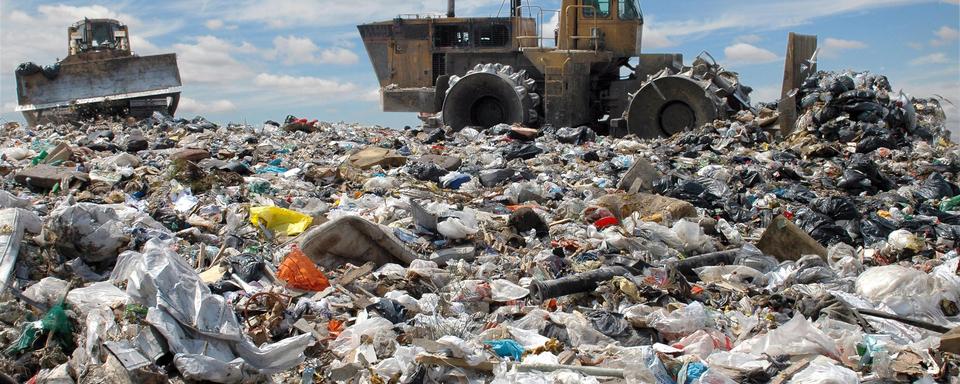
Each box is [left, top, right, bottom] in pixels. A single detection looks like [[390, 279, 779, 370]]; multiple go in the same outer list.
[[1, 0, 958, 133]]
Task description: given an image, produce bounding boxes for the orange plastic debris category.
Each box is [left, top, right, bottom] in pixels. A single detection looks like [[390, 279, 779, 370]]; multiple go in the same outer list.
[[327, 319, 344, 339], [277, 245, 330, 291]]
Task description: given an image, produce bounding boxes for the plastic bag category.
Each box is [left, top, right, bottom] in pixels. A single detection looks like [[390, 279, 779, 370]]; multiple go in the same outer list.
[[484, 339, 524, 361], [887, 229, 923, 252], [855, 265, 951, 321], [330, 312, 395, 360], [648, 301, 712, 340], [789, 356, 859, 384], [490, 279, 529, 301], [672, 220, 716, 254], [794, 208, 852, 246], [811, 196, 860, 220], [23, 277, 69, 307], [277, 246, 330, 291], [249, 206, 314, 236], [437, 211, 479, 239], [49, 202, 129, 263], [732, 315, 839, 359]]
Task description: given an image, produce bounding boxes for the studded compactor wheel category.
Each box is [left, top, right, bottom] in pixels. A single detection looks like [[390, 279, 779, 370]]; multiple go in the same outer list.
[[623, 75, 720, 139], [442, 63, 540, 131]]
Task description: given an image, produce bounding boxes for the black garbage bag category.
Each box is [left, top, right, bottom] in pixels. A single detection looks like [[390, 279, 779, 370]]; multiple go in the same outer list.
[[856, 135, 895, 154], [795, 208, 853, 246], [657, 178, 720, 208], [478, 168, 533, 188], [503, 143, 543, 161], [836, 122, 859, 142], [542, 322, 571, 345], [584, 310, 657, 347], [860, 213, 897, 245], [838, 155, 894, 195], [775, 184, 817, 204], [812, 196, 860, 220], [15, 62, 42, 76], [738, 169, 764, 188], [935, 224, 960, 249], [227, 253, 264, 282], [913, 173, 958, 201], [407, 162, 448, 183], [367, 299, 407, 324], [41, 63, 61, 80], [555, 126, 597, 145], [917, 203, 960, 225]]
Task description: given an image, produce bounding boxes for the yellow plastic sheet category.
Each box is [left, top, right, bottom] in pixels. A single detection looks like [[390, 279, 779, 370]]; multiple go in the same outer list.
[[249, 206, 313, 236]]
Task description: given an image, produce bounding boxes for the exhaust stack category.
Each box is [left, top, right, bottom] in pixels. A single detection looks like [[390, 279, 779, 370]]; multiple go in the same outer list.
[[447, 0, 455, 17]]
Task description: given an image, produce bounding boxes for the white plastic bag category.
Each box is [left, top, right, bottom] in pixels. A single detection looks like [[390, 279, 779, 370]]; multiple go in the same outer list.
[[490, 279, 529, 301], [855, 265, 950, 320], [672, 220, 715, 254], [733, 315, 840, 359], [789, 356, 859, 384], [23, 277, 69, 307], [330, 311, 395, 361], [647, 301, 713, 340]]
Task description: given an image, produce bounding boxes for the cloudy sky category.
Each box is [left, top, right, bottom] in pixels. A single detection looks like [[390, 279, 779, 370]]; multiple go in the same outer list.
[[1, 0, 958, 132]]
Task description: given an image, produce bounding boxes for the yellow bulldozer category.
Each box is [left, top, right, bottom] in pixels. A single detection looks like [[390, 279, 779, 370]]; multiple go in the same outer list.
[[15, 19, 182, 126], [358, 0, 754, 137]]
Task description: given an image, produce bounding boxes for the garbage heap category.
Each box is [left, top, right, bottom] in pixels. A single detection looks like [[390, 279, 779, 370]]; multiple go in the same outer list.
[[0, 70, 958, 384]]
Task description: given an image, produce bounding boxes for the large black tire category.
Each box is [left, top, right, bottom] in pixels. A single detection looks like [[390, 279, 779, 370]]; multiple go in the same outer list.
[[623, 76, 721, 139], [441, 63, 540, 131]]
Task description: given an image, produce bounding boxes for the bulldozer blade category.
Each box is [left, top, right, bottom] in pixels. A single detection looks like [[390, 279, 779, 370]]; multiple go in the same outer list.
[[15, 53, 181, 123]]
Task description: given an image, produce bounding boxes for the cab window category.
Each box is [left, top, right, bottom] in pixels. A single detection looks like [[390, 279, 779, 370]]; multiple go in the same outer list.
[[583, 0, 611, 18], [619, 0, 642, 20]]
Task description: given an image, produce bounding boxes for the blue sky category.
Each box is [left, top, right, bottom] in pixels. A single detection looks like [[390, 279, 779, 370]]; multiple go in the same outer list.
[[1, 0, 958, 133]]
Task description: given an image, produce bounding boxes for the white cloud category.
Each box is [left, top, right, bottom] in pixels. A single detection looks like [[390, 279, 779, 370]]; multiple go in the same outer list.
[[179, 97, 237, 114], [910, 52, 950, 65], [735, 34, 763, 44], [750, 84, 784, 104], [820, 37, 867, 58], [172, 36, 255, 84], [723, 43, 780, 65], [0, 4, 176, 75], [631, 0, 938, 49], [908, 41, 925, 50], [316, 47, 360, 65], [541, 13, 559, 47], [642, 26, 676, 50], [267, 36, 359, 65], [253, 73, 358, 95], [205, 19, 225, 30], [2, 102, 18, 113], [222, 0, 502, 28], [361, 88, 381, 102], [931, 26, 960, 46]]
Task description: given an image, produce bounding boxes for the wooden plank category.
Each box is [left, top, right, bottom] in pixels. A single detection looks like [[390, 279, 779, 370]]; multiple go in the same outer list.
[[770, 357, 814, 384], [778, 33, 818, 136]]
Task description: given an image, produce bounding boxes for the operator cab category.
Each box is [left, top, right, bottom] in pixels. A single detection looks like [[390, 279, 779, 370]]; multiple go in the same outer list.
[[557, 0, 643, 56], [68, 19, 130, 56]]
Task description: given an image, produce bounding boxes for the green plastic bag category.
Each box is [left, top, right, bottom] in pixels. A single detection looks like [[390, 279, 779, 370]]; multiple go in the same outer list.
[[4, 302, 74, 356], [941, 195, 960, 212]]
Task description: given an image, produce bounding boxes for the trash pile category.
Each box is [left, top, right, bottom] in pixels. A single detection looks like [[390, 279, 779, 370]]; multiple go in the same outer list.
[[0, 70, 958, 383]]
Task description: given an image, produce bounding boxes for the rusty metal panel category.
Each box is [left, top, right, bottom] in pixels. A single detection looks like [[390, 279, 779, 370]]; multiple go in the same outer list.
[[16, 53, 181, 110], [381, 87, 438, 112], [389, 39, 433, 87]]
